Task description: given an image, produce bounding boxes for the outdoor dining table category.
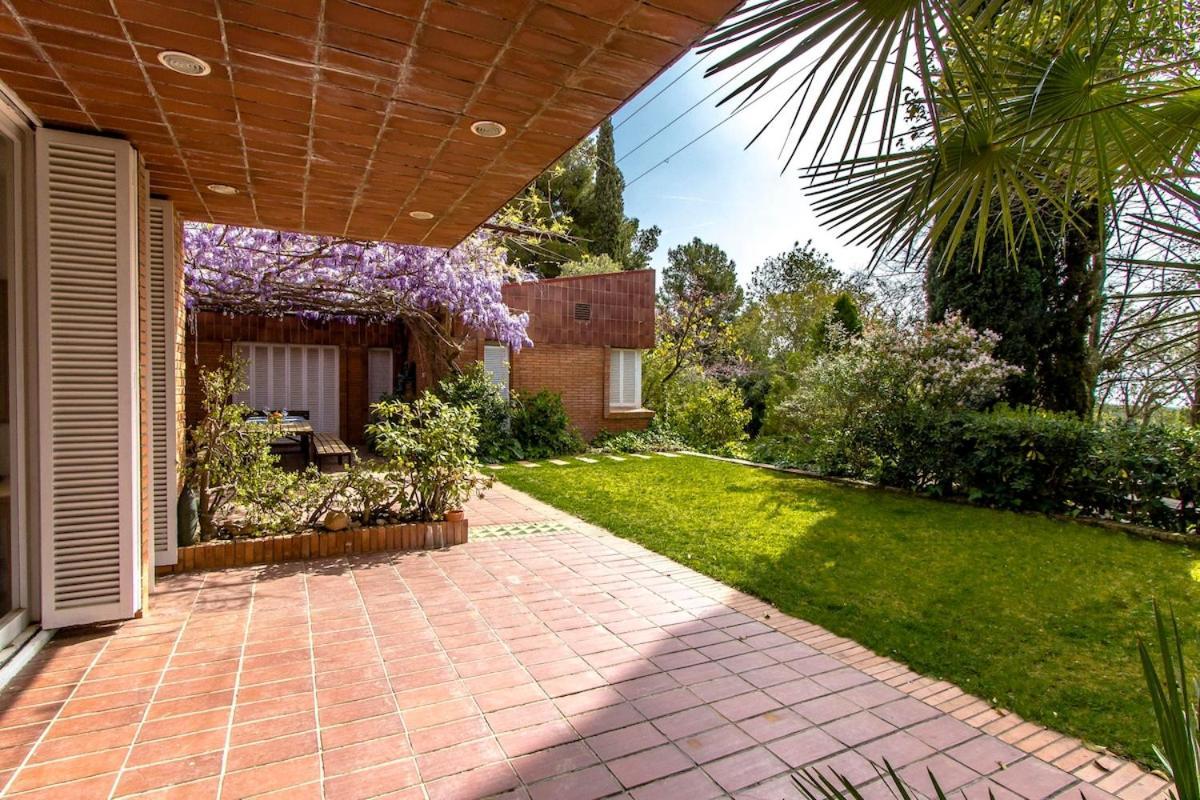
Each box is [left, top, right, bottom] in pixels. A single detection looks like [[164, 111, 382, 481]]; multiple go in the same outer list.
[[246, 416, 314, 466]]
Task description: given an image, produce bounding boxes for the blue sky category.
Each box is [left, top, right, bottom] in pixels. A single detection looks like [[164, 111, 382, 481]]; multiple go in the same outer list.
[[612, 51, 874, 286]]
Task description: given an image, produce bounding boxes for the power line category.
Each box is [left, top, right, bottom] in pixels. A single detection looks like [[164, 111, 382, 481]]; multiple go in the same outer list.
[[613, 50, 713, 133], [616, 47, 774, 166], [623, 58, 819, 191]]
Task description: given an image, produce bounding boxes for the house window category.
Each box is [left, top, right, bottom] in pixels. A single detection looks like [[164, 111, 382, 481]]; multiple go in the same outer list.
[[609, 349, 642, 409], [234, 343, 340, 434], [367, 348, 393, 402], [483, 343, 510, 399]]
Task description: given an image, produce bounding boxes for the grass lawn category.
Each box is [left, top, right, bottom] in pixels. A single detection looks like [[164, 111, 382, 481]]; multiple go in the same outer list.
[[490, 453, 1200, 766]]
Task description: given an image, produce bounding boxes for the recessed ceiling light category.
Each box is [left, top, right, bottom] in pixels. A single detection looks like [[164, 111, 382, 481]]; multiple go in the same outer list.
[[470, 120, 507, 138], [408, 210, 435, 220], [206, 183, 238, 195], [157, 50, 212, 77]]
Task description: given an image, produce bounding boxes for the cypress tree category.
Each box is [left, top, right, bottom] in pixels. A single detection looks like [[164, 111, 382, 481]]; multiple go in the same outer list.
[[591, 119, 625, 262]]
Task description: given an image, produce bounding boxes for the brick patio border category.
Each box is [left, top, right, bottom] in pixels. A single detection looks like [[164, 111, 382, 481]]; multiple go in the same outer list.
[[155, 519, 469, 575]]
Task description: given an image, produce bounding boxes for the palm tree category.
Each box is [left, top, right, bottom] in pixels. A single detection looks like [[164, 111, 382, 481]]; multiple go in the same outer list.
[[700, 0, 1199, 270]]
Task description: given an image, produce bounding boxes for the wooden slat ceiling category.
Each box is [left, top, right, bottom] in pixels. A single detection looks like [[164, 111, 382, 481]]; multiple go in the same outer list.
[[0, 0, 739, 246]]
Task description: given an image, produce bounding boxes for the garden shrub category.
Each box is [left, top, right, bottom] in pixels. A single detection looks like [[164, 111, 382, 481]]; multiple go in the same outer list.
[[667, 376, 750, 456], [436, 363, 520, 462], [592, 421, 686, 454], [510, 390, 585, 459], [187, 355, 298, 539], [367, 394, 492, 520], [188, 356, 495, 536], [770, 315, 1018, 477]]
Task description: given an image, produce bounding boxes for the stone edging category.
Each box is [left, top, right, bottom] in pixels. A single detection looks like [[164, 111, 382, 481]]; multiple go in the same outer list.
[[156, 519, 469, 575], [683, 451, 1198, 547]]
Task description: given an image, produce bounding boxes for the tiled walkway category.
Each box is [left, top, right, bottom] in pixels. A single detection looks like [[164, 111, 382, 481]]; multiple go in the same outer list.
[[0, 484, 1166, 799]]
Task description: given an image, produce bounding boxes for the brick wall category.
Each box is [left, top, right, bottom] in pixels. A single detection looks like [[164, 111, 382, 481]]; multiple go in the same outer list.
[[501, 269, 655, 349], [460, 270, 657, 441], [511, 343, 652, 441], [185, 313, 409, 445]]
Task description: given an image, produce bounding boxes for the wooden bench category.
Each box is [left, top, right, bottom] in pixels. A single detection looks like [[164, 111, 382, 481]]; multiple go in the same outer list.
[[312, 432, 354, 468]]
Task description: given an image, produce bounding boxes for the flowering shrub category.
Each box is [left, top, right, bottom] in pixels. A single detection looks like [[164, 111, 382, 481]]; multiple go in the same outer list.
[[184, 223, 530, 349], [770, 315, 1020, 476]]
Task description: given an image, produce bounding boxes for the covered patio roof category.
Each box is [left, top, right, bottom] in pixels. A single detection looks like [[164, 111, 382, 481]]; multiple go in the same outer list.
[[0, 0, 738, 246]]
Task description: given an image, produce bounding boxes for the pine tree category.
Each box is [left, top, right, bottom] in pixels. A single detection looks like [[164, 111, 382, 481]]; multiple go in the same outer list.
[[591, 119, 625, 262]]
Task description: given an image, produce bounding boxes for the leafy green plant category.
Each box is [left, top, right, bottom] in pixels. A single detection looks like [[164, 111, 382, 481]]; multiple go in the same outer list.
[[510, 390, 585, 459], [1141, 603, 1200, 800], [367, 394, 491, 519], [591, 422, 686, 454], [186, 356, 288, 539], [663, 371, 750, 456], [436, 363, 521, 462]]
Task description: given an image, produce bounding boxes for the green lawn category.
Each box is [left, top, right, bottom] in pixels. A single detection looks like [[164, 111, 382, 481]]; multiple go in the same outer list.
[[490, 454, 1200, 766]]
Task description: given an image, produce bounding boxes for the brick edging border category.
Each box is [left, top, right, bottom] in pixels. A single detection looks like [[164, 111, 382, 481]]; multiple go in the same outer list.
[[156, 519, 469, 575], [683, 451, 1198, 547]]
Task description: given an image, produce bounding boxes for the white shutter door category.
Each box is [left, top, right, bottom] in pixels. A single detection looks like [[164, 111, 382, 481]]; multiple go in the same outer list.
[[149, 200, 177, 567], [483, 344, 509, 399], [318, 347, 339, 435], [236, 343, 339, 434], [36, 129, 140, 627], [368, 348, 392, 403]]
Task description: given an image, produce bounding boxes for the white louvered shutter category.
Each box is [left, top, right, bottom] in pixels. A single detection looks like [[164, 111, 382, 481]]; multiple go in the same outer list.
[[36, 129, 140, 628], [368, 348, 393, 403], [609, 349, 642, 408], [483, 344, 509, 399], [149, 200, 177, 567], [236, 343, 339, 435], [318, 347, 339, 435]]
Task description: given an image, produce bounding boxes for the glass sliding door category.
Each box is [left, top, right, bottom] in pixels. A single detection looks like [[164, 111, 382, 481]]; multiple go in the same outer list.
[[0, 103, 30, 646]]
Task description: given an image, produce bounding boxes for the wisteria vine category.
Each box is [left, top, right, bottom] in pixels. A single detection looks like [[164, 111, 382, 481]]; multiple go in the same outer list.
[[183, 223, 531, 350]]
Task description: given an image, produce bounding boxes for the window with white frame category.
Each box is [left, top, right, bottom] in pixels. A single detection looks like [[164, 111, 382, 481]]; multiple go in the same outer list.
[[483, 343, 510, 399], [234, 343, 340, 434], [608, 349, 642, 409]]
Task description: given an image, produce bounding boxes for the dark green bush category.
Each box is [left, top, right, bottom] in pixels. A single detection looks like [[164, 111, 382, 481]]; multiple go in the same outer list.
[[436, 363, 520, 463], [765, 407, 1200, 532], [510, 390, 585, 459]]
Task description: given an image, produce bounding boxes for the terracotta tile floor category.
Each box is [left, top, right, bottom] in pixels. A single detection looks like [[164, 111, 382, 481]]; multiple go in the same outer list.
[[0, 484, 1168, 799]]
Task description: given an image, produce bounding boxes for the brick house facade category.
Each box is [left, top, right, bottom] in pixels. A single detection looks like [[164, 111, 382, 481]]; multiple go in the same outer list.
[[184, 269, 656, 445], [460, 269, 656, 440]]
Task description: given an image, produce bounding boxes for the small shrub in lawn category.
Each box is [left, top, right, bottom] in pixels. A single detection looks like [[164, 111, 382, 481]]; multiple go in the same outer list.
[[592, 422, 686, 454]]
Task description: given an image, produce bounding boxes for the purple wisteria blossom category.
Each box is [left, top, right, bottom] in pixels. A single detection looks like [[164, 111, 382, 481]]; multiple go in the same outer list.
[[184, 223, 531, 349]]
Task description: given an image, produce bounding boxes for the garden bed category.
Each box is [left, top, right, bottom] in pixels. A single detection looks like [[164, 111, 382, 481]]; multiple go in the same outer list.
[[156, 518, 469, 575]]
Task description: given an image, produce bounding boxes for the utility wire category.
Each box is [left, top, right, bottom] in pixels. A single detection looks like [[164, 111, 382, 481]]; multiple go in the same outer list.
[[615, 48, 775, 166], [623, 58, 820, 191], [613, 50, 713, 132]]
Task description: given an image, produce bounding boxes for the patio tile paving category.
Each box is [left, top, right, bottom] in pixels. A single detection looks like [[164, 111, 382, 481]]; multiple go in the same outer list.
[[0, 481, 1166, 798]]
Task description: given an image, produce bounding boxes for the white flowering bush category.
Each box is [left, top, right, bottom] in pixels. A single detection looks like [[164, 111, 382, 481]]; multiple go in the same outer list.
[[770, 315, 1020, 478]]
